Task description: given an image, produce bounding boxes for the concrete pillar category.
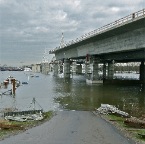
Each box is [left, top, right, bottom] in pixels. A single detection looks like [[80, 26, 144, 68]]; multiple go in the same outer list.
[[64, 59, 70, 78], [58, 65, 63, 73], [76, 64, 82, 74], [41, 62, 49, 75], [108, 60, 114, 80], [103, 62, 107, 80], [85, 61, 91, 80], [92, 58, 99, 80], [140, 61, 145, 83], [71, 61, 77, 74], [85, 58, 103, 84], [53, 62, 59, 75]]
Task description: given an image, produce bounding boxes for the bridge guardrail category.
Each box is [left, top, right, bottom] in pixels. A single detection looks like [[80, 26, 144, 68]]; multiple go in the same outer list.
[[49, 9, 145, 54]]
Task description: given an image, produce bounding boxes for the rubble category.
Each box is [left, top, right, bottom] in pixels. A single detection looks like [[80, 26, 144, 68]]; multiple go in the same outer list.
[[96, 104, 129, 117], [124, 117, 145, 129]]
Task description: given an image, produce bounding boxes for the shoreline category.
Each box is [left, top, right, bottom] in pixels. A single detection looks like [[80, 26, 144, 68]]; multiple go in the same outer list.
[[0, 111, 54, 141], [0, 111, 135, 144], [0, 110, 144, 143], [95, 112, 145, 144]]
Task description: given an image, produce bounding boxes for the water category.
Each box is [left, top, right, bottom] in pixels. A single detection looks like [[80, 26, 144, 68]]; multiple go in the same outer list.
[[0, 71, 145, 117]]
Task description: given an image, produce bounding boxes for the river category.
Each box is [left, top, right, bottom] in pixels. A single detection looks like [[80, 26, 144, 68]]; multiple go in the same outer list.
[[0, 71, 144, 117]]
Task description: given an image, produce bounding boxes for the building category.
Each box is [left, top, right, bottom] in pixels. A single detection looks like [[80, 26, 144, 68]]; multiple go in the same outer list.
[[32, 64, 41, 73]]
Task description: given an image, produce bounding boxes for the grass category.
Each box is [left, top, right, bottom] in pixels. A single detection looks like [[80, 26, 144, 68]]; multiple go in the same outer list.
[[104, 114, 145, 143], [0, 111, 54, 140]]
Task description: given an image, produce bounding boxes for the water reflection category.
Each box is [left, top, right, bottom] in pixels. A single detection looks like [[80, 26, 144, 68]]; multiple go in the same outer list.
[[0, 72, 145, 117], [54, 75, 145, 117]]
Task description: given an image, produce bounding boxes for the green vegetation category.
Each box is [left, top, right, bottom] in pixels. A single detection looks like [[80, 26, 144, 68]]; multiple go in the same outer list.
[[54, 96, 95, 111], [0, 111, 54, 140], [105, 114, 145, 143]]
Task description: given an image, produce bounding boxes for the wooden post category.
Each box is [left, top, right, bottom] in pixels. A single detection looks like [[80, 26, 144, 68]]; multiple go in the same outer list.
[[12, 79, 16, 95]]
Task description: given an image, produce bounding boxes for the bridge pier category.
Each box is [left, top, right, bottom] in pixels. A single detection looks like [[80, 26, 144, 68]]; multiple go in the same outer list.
[[58, 62, 63, 74], [76, 64, 82, 74], [140, 61, 145, 83], [108, 60, 114, 80], [63, 59, 71, 78], [103, 62, 107, 80], [92, 58, 100, 80], [53, 61, 59, 76], [71, 61, 77, 74], [86, 58, 103, 84], [85, 61, 91, 79]]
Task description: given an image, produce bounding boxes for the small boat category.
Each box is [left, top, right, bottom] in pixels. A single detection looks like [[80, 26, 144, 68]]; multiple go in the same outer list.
[[5, 112, 43, 122], [24, 68, 32, 72], [5, 116, 27, 122], [22, 82, 28, 84], [4, 98, 43, 122]]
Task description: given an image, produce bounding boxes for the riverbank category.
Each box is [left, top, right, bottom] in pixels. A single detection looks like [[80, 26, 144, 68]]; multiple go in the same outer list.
[[0, 111, 54, 141], [0, 111, 136, 144], [0, 110, 144, 143], [96, 113, 145, 144]]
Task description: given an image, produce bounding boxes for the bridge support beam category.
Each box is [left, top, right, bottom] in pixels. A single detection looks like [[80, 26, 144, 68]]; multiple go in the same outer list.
[[108, 60, 114, 80], [140, 61, 145, 83], [63, 59, 70, 78]]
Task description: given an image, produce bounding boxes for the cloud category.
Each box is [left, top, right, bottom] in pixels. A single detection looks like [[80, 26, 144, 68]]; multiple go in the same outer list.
[[0, 0, 145, 66]]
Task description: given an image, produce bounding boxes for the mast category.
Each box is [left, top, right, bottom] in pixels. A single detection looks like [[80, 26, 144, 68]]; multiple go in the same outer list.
[[60, 33, 65, 48]]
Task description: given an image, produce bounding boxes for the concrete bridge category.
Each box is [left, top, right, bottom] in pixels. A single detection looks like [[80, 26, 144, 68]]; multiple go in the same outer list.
[[50, 9, 145, 84]]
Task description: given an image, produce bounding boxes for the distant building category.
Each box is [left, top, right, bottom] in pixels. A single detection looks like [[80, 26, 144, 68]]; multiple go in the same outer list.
[[41, 62, 50, 75], [32, 64, 41, 73], [24, 67, 32, 72]]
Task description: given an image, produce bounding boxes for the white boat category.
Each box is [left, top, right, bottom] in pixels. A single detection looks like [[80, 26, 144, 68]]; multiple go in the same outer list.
[[5, 116, 27, 122], [4, 98, 44, 122], [5, 113, 43, 122], [24, 67, 32, 72]]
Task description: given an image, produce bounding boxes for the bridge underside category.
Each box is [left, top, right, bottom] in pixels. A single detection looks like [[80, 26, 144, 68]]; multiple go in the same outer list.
[[68, 48, 145, 64], [97, 48, 145, 63]]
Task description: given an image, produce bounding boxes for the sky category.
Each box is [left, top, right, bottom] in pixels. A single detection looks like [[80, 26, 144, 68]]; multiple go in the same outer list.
[[0, 0, 145, 66]]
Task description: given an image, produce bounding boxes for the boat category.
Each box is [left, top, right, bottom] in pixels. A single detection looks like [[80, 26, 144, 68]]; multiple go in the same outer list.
[[22, 82, 28, 84], [24, 67, 32, 72], [4, 98, 43, 122], [25, 112, 43, 121], [4, 111, 43, 122], [5, 116, 27, 122]]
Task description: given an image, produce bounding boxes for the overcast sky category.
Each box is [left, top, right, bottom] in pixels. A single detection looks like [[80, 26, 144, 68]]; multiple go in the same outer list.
[[0, 0, 145, 66]]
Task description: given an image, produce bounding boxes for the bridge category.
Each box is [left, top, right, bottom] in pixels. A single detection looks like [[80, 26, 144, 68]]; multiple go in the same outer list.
[[49, 9, 145, 84]]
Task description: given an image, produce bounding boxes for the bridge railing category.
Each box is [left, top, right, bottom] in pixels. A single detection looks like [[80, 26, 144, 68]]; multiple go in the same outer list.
[[49, 9, 145, 54]]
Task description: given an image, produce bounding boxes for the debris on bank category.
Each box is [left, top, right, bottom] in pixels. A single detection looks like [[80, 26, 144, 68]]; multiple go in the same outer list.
[[0, 120, 24, 130], [125, 116, 145, 129], [96, 104, 145, 140], [96, 104, 129, 117], [3, 98, 44, 122], [4, 110, 43, 122]]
